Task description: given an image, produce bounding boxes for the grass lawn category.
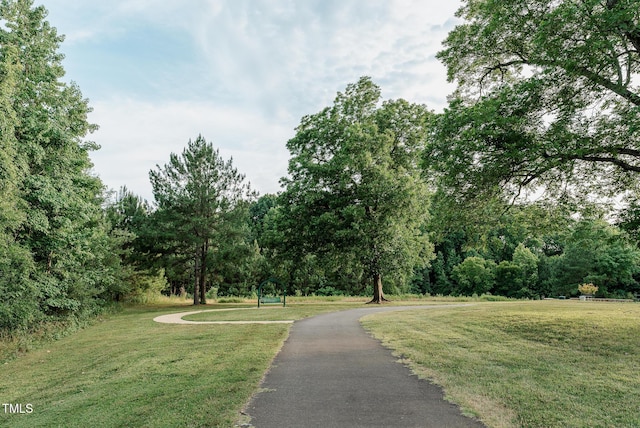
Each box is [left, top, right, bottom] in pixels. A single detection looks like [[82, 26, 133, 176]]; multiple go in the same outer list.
[[181, 300, 365, 322], [0, 301, 363, 427], [362, 300, 640, 428]]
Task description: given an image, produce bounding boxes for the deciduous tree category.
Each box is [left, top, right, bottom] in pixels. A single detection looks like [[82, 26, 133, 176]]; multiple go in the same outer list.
[[429, 0, 640, 200], [556, 219, 640, 296], [1, 0, 112, 330], [278, 77, 433, 303], [452, 256, 496, 296]]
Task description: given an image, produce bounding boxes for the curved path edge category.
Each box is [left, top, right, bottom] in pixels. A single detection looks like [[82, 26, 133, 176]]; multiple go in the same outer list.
[[153, 308, 294, 325]]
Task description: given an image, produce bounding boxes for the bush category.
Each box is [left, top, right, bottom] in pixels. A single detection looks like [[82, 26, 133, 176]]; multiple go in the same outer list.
[[205, 287, 219, 300], [578, 283, 598, 295], [217, 298, 245, 303], [122, 269, 168, 304], [315, 286, 344, 296]]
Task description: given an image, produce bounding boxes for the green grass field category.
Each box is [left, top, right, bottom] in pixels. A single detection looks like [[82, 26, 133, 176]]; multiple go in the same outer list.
[[362, 300, 640, 428], [0, 304, 282, 427], [1, 298, 638, 427]]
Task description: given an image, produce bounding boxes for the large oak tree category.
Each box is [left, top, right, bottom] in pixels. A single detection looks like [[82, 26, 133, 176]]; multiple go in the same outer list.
[[277, 77, 433, 303], [427, 0, 640, 201]]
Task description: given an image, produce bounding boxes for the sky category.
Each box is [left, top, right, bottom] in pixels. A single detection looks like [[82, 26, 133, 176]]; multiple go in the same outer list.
[[42, 0, 463, 203]]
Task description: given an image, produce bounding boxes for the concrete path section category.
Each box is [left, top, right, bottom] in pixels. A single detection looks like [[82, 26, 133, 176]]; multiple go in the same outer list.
[[245, 305, 486, 428], [153, 308, 294, 325]]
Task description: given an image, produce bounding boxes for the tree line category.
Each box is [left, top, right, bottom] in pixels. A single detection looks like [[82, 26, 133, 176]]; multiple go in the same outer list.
[[1, 0, 639, 332]]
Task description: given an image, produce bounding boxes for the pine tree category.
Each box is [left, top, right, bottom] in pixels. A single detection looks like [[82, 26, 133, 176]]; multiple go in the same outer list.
[[150, 136, 254, 305]]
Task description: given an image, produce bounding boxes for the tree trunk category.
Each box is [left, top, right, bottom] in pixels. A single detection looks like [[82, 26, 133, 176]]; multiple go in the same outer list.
[[199, 275, 207, 304], [193, 253, 200, 305], [199, 241, 208, 304], [367, 272, 389, 304]]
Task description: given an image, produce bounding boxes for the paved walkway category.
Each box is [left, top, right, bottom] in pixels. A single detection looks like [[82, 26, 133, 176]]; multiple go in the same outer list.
[[244, 306, 486, 428]]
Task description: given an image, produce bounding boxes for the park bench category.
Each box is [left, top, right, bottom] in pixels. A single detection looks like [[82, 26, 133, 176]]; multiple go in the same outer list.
[[257, 278, 286, 308], [259, 296, 281, 304]]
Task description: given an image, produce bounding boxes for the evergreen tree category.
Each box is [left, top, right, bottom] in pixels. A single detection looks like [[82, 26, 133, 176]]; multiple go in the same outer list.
[[150, 136, 254, 305]]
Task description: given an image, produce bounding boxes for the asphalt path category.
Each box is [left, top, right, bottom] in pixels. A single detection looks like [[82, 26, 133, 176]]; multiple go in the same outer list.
[[244, 305, 486, 428]]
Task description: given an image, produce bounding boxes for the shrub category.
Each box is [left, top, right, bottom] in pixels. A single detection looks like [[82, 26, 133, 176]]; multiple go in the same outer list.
[[122, 269, 168, 304], [452, 256, 496, 296], [217, 298, 245, 303], [205, 287, 219, 300], [578, 283, 598, 295], [315, 286, 344, 296]]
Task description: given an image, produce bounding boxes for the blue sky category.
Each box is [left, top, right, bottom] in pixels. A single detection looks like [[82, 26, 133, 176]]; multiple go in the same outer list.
[[43, 0, 462, 202]]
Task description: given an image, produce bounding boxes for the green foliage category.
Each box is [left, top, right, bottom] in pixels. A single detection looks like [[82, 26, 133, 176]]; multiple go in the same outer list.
[[4, 1, 640, 340], [0, 0, 117, 332], [617, 194, 640, 244], [554, 219, 640, 296], [216, 297, 244, 303], [452, 256, 496, 296], [276, 77, 434, 301], [149, 135, 255, 304], [429, 0, 640, 201], [494, 261, 524, 298], [512, 243, 539, 293], [430, 252, 452, 295], [249, 193, 278, 246], [120, 269, 168, 304], [424, 192, 640, 299], [212, 213, 264, 297], [105, 187, 151, 241], [315, 286, 345, 297]]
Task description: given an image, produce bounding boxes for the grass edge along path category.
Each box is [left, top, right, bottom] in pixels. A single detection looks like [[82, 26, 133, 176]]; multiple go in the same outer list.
[[361, 300, 640, 428]]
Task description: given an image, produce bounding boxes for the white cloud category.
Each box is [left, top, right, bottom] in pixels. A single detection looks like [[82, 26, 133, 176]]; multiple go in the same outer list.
[[186, 0, 461, 115], [88, 97, 294, 202]]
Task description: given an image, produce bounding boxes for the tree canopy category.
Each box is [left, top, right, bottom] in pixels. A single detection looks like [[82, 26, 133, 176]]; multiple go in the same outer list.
[[428, 0, 640, 201], [3, 0, 640, 337], [0, 0, 119, 330]]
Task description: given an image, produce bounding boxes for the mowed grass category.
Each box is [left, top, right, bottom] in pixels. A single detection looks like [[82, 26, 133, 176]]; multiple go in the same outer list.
[[182, 298, 455, 322], [0, 302, 361, 428], [362, 300, 640, 428], [183, 302, 361, 322]]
